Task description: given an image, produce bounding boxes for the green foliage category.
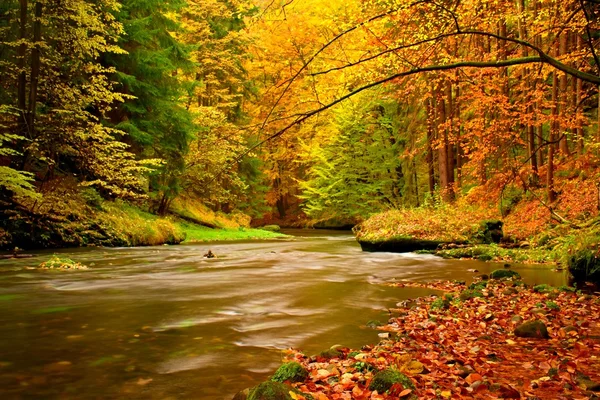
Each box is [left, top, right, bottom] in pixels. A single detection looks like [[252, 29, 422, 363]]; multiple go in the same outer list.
[[297, 90, 410, 221], [271, 362, 308, 383], [354, 361, 375, 372], [545, 301, 560, 311], [0, 0, 152, 203]]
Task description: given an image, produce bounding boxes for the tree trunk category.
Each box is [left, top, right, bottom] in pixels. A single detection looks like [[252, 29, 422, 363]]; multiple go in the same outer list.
[[27, 1, 42, 136], [426, 97, 436, 194], [17, 0, 28, 135], [559, 34, 569, 155], [436, 85, 451, 200], [548, 70, 558, 203]]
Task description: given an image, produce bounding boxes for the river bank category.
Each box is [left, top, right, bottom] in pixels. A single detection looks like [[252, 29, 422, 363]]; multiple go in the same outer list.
[[353, 204, 600, 285], [238, 277, 600, 400], [0, 195, 286, 251]]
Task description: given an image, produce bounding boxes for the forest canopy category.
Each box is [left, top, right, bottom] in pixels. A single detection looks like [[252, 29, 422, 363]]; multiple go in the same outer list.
[[1, 0, 600, 243]]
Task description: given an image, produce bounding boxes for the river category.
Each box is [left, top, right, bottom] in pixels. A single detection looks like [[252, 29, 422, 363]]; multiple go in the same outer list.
[[0, 230, 567, 399]]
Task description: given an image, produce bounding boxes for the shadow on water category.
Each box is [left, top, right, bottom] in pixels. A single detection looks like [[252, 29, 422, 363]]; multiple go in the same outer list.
[[0, 230, 568, 399]]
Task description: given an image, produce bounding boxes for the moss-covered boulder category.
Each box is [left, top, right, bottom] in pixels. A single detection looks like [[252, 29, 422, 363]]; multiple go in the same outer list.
[[271, 362, 308, 383], [358, 236, 446, 253], [568, 248, 600, 284], [261, 225, 281, 233], [514, 320, 549, 339], [232, 388, 250, 400], [490, 269, 521, 280], [369, 368, 414, 393], [248, 382, 293, 400], [475, 220, 504, 244], [459, 289, 484, 301], [318, 347, 343, 360]]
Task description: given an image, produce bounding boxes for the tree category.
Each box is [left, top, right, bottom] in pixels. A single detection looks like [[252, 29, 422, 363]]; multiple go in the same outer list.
[[0, 0, 152, 204]]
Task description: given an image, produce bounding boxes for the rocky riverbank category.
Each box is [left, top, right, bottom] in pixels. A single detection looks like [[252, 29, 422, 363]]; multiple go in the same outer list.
[[235, 276, 600, 399]]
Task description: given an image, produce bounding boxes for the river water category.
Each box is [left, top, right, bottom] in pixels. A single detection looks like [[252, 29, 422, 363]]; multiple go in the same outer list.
[[0, 230, 567, 399]]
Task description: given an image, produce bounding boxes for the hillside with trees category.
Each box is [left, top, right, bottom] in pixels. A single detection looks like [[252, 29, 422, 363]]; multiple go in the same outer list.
[[1, 0, 600, 261]]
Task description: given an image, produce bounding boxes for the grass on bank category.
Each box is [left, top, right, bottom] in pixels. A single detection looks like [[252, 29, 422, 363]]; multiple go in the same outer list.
[[177, 222, 287, 242]]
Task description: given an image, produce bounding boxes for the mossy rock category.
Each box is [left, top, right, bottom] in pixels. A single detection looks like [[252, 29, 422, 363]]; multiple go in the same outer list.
[[490, 269, 521, 280], [232, 388, 250, 400], [318, 347, 343, 360], [369, 368, 415, 393], [357, 237, 446, 253], [533, 284, 553, 293], [261, 225, 281, 233], [568, 248, 600, 284], [271, 362, 308, 383], [459, 289, 484, 301], [474, 220, 504, 244], [514, 320, 549, 339], [248, 381, 293, 400]]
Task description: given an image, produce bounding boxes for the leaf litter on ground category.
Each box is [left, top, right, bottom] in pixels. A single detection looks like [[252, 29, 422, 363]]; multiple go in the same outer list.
[[276, 280, 600, 399]]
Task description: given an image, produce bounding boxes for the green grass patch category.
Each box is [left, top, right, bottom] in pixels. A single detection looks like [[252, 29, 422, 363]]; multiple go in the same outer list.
[[178, 222, 287, 242]]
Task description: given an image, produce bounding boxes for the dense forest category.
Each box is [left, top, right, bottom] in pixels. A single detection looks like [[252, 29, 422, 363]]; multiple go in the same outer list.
[[1, 0, 600, 251]]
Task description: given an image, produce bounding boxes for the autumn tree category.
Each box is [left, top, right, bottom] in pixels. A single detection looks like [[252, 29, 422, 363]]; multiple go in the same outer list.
[[0, 0, 152, 205]]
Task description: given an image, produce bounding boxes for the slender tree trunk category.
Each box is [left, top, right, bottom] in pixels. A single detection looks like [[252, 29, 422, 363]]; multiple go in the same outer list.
[[548, 70, 558, 203], [426, 96, 436, 194], [454, 84, 463, 188], [445, 81, 455, 192], [559, 34, 569, 155], [436, 85, 451, 200], [27, 1, 42, 135], [17, 0, 28, 133]]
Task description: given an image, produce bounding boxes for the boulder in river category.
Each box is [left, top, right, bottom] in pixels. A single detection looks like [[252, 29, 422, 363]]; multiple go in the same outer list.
[[490, 269, 521, 280]]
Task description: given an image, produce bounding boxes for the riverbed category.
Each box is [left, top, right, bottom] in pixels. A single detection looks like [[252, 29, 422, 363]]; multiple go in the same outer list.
[[0, 230, 567, 399]]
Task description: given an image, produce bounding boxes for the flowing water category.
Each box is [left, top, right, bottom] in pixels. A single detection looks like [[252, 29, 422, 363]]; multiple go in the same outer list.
[[0, 230, 568, 399]]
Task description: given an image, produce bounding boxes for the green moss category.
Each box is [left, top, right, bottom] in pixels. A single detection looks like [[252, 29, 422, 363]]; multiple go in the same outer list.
[[545, 301, 560, 310], [271, 362, 308, 383], [490, 269, 521, 280], [431, 298, 450, 310], [248, 381, 292, 400], [459, 289, 484, 301], [369, 368, 414, 393], [533, 284, 553, 293], [318, 347, 343, 360], [469, 281, 487, 291]]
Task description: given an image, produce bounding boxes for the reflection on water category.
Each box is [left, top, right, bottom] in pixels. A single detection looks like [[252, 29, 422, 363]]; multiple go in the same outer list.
[[0, 230, 568, 399]]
